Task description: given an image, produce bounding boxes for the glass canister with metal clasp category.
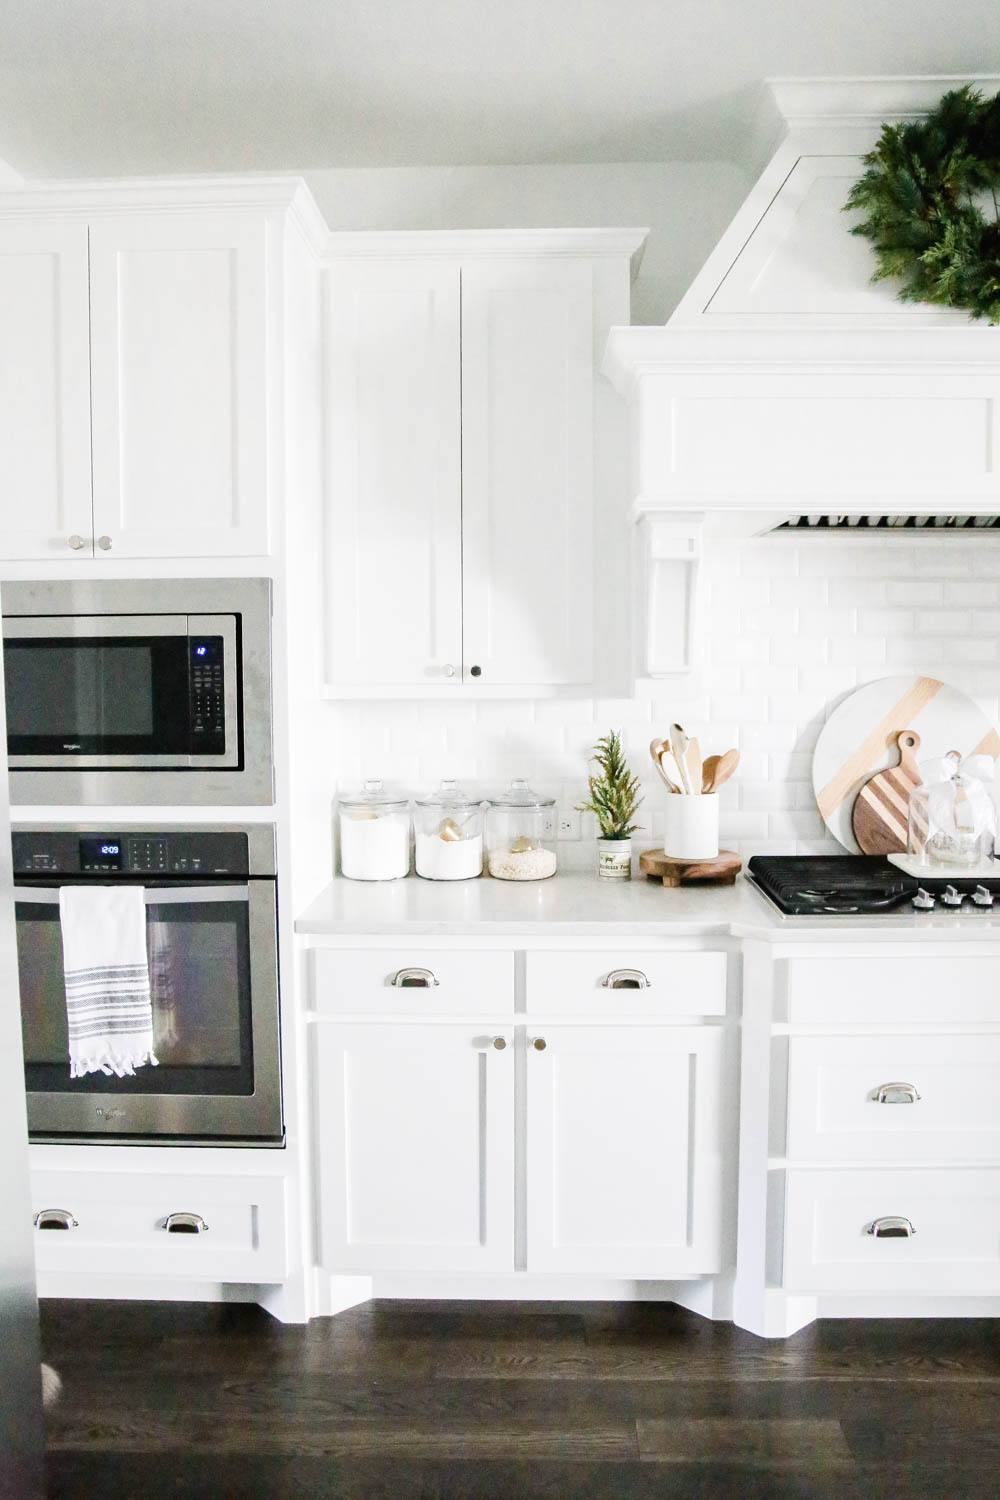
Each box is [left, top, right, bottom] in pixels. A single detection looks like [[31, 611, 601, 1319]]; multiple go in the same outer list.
[[414, 779, 484, 880], [484, 778, 557, 880]]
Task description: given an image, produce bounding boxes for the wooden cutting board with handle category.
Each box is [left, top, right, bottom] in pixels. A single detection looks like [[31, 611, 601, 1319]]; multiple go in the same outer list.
[[851, 730, 923, 855]]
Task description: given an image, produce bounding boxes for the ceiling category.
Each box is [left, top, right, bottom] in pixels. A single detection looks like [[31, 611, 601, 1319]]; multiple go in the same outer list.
[[0, 0, 996, 179]]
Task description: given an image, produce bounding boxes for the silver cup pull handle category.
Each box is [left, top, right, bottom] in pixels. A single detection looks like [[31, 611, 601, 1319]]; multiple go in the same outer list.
[[603, 968, 650, 990], [391, 967, 440, 988], [34, 1208, 78, 1230], [163, 1212, 209, 1234], [866, 1216, 916, 1238], [872, 1082, 922, 1104]]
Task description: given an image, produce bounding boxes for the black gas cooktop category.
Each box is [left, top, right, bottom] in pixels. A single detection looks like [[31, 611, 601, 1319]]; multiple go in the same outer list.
[[746, 855, 1000, 916]]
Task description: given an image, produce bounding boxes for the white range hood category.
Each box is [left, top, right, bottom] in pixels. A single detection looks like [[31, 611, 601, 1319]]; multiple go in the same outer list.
[[602, 76, 1000, 675]]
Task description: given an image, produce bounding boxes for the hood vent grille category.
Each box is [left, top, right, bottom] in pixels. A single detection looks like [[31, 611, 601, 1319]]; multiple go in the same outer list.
[[777, 515, 1000, 532]]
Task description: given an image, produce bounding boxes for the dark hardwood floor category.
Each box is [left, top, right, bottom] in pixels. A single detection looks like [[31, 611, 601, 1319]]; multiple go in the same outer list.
[[40, 1298, 1000, 1498]]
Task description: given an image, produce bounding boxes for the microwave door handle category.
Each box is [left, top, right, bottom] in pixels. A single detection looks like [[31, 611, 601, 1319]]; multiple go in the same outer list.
[[13, 885, 250, 905]]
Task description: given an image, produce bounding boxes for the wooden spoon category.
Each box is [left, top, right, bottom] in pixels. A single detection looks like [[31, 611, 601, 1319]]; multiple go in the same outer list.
[[703, 747, 740, 793], [670, 723, 693, 794], [685, 736, 702, 795], [650, 737, 683, 794]]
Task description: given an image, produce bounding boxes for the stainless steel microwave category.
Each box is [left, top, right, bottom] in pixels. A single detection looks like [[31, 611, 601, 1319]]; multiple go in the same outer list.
[[2, 578, 273, 805]]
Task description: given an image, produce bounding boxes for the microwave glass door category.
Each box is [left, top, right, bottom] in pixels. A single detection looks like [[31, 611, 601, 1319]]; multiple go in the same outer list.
[[3, 614, 235, 768], [14, 881, 281, 1140]]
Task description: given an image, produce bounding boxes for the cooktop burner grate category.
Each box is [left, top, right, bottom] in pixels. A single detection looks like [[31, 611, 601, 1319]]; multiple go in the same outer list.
[[746, 855, 920, 915], [746, 854, 1000, 915]]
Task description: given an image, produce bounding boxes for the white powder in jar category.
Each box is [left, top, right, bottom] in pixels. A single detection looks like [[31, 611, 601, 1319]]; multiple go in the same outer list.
[[340, 810, 410, 879], [415, 831, 483, 880], [487, 847, 557, 881]]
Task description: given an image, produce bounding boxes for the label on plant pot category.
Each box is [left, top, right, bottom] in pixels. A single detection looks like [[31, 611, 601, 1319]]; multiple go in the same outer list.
[[597, 839, 632, 879]]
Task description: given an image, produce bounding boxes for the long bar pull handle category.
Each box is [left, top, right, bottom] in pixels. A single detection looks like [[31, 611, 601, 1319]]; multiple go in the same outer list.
[[872, 1082, 922, 1104], [34, 1208, 78, 1230], [866, 1216, 916, 1238], [603, 968, 650, 989], [162, 1212, 210, 1235], [391, 967, 439, 988]]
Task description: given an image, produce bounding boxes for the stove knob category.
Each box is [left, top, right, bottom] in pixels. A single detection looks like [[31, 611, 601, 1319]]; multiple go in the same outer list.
[[941, 884, 965, 907], [911, 888, 936, 910], [972, 885, 995, 908]]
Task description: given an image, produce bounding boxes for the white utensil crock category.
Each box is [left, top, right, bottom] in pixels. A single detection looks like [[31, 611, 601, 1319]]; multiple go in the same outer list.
[[663, 793, 719, 860]]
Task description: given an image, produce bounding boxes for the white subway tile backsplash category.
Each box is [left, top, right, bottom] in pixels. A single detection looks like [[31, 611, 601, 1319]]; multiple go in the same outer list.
[[323, 538, 1000, 859]]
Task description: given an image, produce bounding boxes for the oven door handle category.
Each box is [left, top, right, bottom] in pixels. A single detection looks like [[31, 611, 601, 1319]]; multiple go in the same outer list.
[[13, 884, 250, 905]]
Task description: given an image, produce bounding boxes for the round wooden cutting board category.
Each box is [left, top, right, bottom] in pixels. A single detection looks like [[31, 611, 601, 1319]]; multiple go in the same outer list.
[[812, 676, 1000, 853]]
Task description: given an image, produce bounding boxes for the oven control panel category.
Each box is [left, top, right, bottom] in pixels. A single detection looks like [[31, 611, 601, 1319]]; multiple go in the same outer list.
[[12, 830, 251, 877]]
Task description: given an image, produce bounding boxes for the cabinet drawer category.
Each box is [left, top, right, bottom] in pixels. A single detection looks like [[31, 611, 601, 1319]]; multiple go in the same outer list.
[[783, 1167, 1000, 1293], [525, 950, 726, 1017], [784, 955, 1000, 1025], [786, 1034, 1000, 1161], [311, 948, 514, 1016], [31, 1169, 287, 1282]]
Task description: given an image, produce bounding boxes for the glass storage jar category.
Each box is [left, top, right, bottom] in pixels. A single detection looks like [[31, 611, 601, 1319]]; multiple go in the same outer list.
[[484, 778, 557, 880], [907, 755, 998, 868], [338, 779, 410, 880], [414, 779, 484, 880]]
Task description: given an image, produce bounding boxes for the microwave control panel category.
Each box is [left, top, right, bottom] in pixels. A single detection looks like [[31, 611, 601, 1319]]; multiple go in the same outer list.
[[189, 636, 226, 751], [12, 831, 251, 877]]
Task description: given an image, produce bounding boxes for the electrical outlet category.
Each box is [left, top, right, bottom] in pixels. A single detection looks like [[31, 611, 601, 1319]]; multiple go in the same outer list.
[[557, 808, 581, 839]]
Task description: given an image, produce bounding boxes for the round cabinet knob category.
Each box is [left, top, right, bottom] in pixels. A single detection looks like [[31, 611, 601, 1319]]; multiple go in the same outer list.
[[470, 665, 482, 678], [492, 1036, 508, 1050], [442, 664, 456, 678], [97, 535, 113, 551], [67, 534, 87, 551], [531, 1037, 547, 1051]]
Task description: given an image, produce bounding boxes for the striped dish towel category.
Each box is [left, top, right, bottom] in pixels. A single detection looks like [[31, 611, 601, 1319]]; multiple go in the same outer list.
[[58, 886, 158, 1078]]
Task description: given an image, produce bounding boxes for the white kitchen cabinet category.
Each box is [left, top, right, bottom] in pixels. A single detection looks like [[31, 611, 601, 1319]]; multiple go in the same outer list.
[[0, 183, 321, 563], [314, 1022, 515, 1273], [324, 260, 463, 688], [459, 259, 593, 688], [525, 1024, 724, 1276], [308, 936, 729, 1286], [322, 231, 644, 696], [0, 219, 93, 560], [87, 213, 269, 560]]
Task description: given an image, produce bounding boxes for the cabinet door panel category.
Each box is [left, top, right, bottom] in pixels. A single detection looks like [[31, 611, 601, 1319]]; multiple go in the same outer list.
[[315, 1023, 513, 1273], [89, 214, 268, 558], [461, 260, 593, 687], [0, 219, 93, 559], [526, 1025, 723, 1276], [324, 261, 462, 690]]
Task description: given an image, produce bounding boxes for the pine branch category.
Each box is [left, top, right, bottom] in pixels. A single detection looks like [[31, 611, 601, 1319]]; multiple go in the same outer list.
[[576, 730, 643, 839]]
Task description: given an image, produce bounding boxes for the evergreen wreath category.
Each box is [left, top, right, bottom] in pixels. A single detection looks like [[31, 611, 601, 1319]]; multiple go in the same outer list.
[[845, 85, 1000, 322]]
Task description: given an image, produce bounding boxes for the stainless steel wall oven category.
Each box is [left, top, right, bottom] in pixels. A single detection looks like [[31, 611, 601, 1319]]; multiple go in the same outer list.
[[13, 823, 282, 1144], [2, 577, 273, 805]]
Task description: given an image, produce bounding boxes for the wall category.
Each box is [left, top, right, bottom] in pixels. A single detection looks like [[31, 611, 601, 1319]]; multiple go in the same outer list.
[[319, 532, 1000, 871], [303, 161, 751, 324]]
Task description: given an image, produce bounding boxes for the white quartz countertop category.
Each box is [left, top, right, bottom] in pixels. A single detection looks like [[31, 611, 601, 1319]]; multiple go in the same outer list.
[[294, 870, 1000, 942]]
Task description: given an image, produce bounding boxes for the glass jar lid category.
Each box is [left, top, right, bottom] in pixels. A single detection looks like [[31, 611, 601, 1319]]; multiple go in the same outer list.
[[486, 776, 555, 809], [415, 778, 480, 811], [339, 778, 409, 813]]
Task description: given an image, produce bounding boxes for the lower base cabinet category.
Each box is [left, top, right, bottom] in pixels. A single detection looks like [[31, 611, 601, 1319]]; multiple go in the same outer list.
[[314, 1020, 725, 1279], [31, 1167, 288, 1283], [526, 1025, 724, 1276], [315, 1023, 515, 1273]]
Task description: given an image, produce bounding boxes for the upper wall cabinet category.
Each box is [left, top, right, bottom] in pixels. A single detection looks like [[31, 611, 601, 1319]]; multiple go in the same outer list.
[[322, 231, 646, 697], [0, 181, 324, 564]]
